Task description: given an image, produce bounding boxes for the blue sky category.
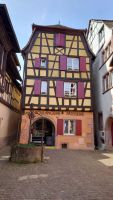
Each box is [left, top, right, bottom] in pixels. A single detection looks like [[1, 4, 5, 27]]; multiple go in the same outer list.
[[1, 0, 113, 77]]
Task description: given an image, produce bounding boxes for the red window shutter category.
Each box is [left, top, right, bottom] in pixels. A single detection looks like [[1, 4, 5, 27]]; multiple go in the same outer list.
[[56, 80, 64, 97], [34, 58, 41, 68], [34, 79, 41, 95], [80, 57, 86, 71], [57, 119, 63, 135], [60, 55, 67, 71], [55, 33, 65, 47], [76, 120, 82, 136], [78, 82, 85, 99]]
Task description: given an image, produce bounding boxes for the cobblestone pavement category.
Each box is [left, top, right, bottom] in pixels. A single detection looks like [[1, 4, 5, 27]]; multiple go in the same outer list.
[[0, 147, 113, 200]]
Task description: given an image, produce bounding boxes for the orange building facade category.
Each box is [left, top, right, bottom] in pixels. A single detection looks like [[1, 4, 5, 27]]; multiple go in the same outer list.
[[20, 24, 94, 149]]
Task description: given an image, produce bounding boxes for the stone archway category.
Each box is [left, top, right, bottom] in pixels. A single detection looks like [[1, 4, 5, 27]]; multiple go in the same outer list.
[[31, 117, 55, 146], [105, 117, 113, 149]]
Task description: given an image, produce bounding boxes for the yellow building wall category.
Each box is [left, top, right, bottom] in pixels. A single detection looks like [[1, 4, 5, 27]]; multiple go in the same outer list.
[[0, 102, 21, 146], [24, 31, 92, 111]]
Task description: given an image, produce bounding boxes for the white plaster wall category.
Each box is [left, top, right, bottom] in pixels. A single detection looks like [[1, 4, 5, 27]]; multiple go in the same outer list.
[[87, 20, 113, 148], [0, 102, 21, 145]]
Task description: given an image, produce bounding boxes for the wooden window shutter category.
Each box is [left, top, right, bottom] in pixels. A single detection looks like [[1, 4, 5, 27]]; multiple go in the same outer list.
[[60, 34, 65, 47], [78, 82, 85, 99], [34, 57, 41, 68], [76, 120, 82, 136], [56, 80, 64, 97], [34, 79, 41, 95], [80, 57, 86, 71], [60, 55, 67, 71], [57, 119, 63, 135], [55, 33, 65, 47]]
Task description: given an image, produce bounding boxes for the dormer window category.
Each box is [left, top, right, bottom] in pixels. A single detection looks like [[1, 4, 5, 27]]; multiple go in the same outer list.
[[54, 33, 65, 47]]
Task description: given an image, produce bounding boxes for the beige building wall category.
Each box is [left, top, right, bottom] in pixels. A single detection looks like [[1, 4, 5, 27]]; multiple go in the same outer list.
[[0, 102, 21, 147], [19, 111, 94, 150]]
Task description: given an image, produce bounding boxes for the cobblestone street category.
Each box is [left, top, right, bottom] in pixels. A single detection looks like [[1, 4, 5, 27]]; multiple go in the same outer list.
[[0, 147, 113, 200]]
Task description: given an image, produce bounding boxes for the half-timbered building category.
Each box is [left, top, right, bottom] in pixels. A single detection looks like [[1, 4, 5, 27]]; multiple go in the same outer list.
[[20, 24, 94, 149], [0, 4, 22, 147]]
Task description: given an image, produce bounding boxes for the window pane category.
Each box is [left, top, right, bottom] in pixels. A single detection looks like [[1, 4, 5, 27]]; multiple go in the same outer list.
[[64, 120, 68, 134], [69, 120, 74, 134], [41, 58, 46, 68], [67, 58, 72, 70], [73, 58, 79, 70], [64, 82, 71, 96], [64, 120, 74, 135], [111, 72, 113, 87], [71, 83, 76, 96], [41, 81, 47, 94], [64, 82, 76, 96], [99, 27, 104, 43]]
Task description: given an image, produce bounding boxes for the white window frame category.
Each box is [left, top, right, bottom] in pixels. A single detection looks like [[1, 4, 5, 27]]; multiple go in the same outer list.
[[64, 120, 75, 135], [64, 82, 77, 97], [67, 57, 79, 71], [41, 58, 46, 68], [41, 81, 47, 95]]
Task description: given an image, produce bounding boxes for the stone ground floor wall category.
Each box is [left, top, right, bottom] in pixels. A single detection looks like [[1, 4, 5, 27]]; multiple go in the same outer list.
[[0, 102, 21, 147], [19, 110, 94, 150]]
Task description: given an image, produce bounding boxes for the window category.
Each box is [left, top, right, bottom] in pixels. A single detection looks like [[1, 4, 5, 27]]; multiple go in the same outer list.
[[103, 74, 109, 91], [99, 26, 104, 43], [64, 120, 75, 135], [55, 33, 65, 47], [0, 43, 5, 72], [110, 71, 113, 87], [67, 58, 79, 71], [41, 58, 46, 68], [103, 42, 112, 62], [41, 81, 47, 95], [5, 79, 9, 93], [103, 71, 113, 92], [98, 113, 103, 131], [64, 82, 77, 97]]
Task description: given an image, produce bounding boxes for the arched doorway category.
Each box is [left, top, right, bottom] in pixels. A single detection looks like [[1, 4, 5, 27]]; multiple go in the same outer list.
[[111, 122, 113, 146], [31, 118, 55, 146], [105, 117, 113, 148]]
